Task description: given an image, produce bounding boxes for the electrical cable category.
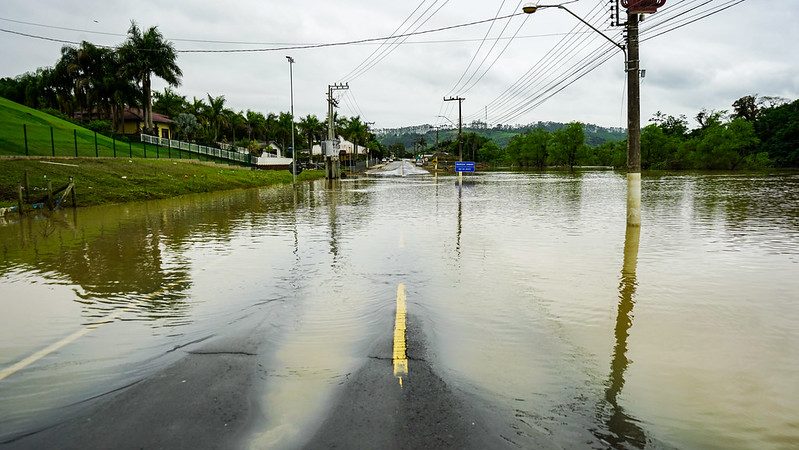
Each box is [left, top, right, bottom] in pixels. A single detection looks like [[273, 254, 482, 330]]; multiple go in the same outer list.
[[344, 0, 451, 82], [446, 0, 509, 96], [0, 9, 525, 54], [338, 0, 428, 82], [465, 0, 607, 121]]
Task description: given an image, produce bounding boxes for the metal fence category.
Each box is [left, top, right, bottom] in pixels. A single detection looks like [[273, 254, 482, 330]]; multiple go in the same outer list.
[[7, 123, 252, 166], [140, 134, 253, 165]]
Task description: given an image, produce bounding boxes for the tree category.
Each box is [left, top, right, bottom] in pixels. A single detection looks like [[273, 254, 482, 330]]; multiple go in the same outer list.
[[506, 128, 551, 169], [477, 141, 502, 164], [203, 94, 227, 143], [174, 113, 200, 141], [244, 110, 266, 141], [641, 124, 680, 169], [275, 112, 294, 152], [120, 21, 182, 134], [549, 122, 585, 170], [756, 98, 799, 167], [153, 87, 187, 119], [694, 108, 726, 130], [298, 114, 324, 153], [732, 95, 759, 122]]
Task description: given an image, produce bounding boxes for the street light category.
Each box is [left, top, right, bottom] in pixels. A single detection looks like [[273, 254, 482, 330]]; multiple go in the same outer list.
[[522, 1, 661, 226], [286, 55, 296, 184], [436, 115, 456, 127]]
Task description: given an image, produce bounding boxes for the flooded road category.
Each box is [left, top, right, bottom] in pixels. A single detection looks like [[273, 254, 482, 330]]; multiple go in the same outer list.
[[1, 171, 798, 449]]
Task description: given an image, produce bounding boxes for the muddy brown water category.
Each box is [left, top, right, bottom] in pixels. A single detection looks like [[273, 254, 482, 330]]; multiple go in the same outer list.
[[1, 171, 798, 448]]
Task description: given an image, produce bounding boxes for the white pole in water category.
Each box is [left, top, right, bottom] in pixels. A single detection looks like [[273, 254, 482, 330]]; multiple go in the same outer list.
[[286, 55, 296, 184]]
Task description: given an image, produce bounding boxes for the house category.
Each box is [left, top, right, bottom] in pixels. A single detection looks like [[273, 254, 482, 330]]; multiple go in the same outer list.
[[118, 108, 174, 139], [311, 135, 368, 156]]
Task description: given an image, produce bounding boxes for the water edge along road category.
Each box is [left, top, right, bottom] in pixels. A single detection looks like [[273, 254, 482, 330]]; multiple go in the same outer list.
[[1, 171, 798, 449]]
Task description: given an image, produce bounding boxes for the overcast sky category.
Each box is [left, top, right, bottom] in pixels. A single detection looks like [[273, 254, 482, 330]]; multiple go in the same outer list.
[[1, 0, 796, 130]]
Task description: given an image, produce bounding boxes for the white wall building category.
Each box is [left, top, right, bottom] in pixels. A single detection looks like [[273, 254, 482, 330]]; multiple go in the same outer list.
[[311, 136, 368, 156]]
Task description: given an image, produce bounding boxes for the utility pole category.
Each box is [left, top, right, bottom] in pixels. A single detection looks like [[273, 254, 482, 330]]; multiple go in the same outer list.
[[521, 1, 664, 226], [624, 10, 642, 226], [286, 56, 296, 184], [325, 83, 349, 179], [365, 121, 374, 168], [444, 96, 465, 184]]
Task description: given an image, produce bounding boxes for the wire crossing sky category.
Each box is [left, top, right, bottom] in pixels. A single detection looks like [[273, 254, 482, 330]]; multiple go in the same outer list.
[[0, 0, 795, 129]]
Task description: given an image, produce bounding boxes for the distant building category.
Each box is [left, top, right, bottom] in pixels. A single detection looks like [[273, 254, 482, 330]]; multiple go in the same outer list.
[[311, 135, 368, 156], [118, 108, 173, 139]]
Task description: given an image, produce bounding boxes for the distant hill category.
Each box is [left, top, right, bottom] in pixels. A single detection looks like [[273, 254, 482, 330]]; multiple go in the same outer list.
[[376, 121, 626, 149]]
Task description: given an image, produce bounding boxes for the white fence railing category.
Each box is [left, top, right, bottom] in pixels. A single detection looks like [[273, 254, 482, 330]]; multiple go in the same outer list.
[[140, 134, 252, 164]]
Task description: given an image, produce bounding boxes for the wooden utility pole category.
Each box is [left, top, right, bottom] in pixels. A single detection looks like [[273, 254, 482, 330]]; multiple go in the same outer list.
[[326, 83, 348, 179], [444, 96, 465, 184]]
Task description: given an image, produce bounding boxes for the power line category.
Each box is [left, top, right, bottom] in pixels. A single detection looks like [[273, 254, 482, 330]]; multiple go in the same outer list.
[[459, 11, 530, 94], [467, 0, 607, 120], [0, 16, 617, 47], [476, 0, 700, 123], [337, 0, 428, 82], [642, 0, 747, 42], [1, 10, 526, 54], [343, 0, 451, 82], [446, 0, 509, 96], [466, 0, 608, 121], [487, 0, 748, 124]]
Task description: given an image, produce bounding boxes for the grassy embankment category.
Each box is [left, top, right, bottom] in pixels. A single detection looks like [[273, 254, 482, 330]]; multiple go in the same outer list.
[[0, 97, 323, 208]]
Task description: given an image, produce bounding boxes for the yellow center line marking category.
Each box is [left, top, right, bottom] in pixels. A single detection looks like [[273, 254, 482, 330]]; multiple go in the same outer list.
[[0, 315, 116, 382], [393, 283, 408, 387]]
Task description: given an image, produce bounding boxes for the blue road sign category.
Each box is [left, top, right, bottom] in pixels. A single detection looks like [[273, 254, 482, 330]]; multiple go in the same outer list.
[[455, 161, 475, 172]]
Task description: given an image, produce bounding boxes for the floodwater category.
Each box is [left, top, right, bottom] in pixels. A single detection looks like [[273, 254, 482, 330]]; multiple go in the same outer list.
[[1, 171, 798, 449]]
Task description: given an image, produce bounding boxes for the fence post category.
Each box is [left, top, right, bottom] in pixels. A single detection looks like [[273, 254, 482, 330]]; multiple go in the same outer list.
[[23, 170, 30, 203], [94, 131, 98, 157], [168, 144, 171, 159], [113, 136, 117, 157], [47, 180, 53, 210], [156, 141, 160, 159], [74, 129, 78, 157], [23, 124, 29, 156], [70, 176, 76, 208], [50, 127, 55, 157], [143, 142, 147, 158], [129, 139, 132, 158], [18, 185, 24, 215]]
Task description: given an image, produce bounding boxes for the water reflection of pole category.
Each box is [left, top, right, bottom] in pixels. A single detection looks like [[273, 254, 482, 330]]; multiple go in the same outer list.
[[327, 179, 339, 263], [456, 185, 462, 257], [292, 187, 299, 258], [598, 205, 646, 447]]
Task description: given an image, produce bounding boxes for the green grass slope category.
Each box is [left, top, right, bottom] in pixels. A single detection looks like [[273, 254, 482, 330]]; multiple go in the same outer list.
[[0, 96, 153, 158], [0, 158, 324, 208]]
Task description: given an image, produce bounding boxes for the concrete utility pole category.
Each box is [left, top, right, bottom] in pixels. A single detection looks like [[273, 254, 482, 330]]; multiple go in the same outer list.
[[522, 1, 665, 226], [365, 121, 374, 168], [624, 11, 642, 226], [443, 96, 465, 183], [325, 83, 349, 179], [286, 56, 296, 184]]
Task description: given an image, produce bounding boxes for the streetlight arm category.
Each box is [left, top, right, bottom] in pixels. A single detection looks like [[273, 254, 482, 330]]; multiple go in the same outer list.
[[537, 5, 626, 56], [436, 115, 456, 127]]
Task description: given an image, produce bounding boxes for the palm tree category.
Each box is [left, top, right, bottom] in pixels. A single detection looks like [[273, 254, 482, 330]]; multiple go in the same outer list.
[[244, 110, 263, 140], [298, 114, 324, 154], [342, 115, 369, 156], [152, 87, 187, 119], [275, 112, 295, 153], [120, 21, 182, 134], [203, 94, 227, 143]]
